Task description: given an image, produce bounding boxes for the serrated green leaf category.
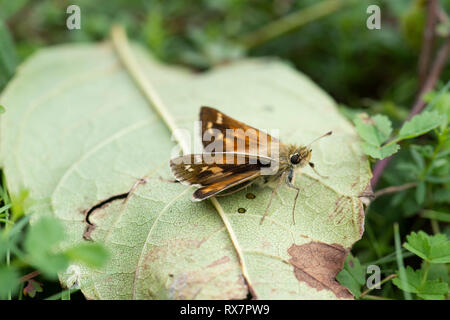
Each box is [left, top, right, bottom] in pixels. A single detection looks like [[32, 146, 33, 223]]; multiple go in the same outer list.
[[404, 231, 450, 263], [397, 111, 443, 141], [0, 43, 371, 299], [361, 141, 400, 159], [392, 266, 448, 299], [354, 113, 392, 146], [336, 254, 365, 297]]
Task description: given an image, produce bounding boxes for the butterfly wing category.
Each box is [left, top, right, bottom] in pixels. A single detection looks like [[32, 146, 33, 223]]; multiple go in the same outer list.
[[170, 153, 274, 200], [200, 106, 283, 158]]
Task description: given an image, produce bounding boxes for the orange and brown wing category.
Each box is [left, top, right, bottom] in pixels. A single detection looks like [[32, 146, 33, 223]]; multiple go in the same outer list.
[[200, 106, 282, 158], [170, 153, 272, 200]]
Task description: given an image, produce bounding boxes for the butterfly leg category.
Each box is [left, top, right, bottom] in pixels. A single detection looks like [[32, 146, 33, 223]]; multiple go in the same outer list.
[[286, 168, 301, 225], [260, 171, 286, 225], [309, 162, 328, 179]]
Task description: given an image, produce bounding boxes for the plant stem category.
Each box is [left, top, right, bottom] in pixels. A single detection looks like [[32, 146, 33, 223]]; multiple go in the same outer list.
[[421, 210, 450, 222], [421, 261, 430, 286], [19, 270, 41, 283], [419, 0, 438, 88], [373, 182, 417, 198], [239, 0, 348, 49], [359, 274, 398, 297], [364, 249, 415, 266], [430, 219, 441, 234], [394, 223, 412, 300], [110, 25, 189, 153]]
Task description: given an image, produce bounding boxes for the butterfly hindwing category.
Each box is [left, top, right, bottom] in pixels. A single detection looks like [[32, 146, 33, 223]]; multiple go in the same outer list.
[[170, 153, 270, 200], [192, 171, 261, 200]]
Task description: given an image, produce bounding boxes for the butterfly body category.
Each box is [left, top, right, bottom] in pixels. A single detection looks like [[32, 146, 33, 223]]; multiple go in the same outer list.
[[169, 106, 331, 224]]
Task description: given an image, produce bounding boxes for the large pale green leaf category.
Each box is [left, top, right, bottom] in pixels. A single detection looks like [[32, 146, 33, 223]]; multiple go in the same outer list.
[[0, 38, 371, 299]]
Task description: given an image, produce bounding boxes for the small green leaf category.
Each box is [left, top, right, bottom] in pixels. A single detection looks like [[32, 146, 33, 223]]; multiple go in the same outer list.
[[25, 217, 65, 253], [64, 243, 110, 269], [397, 111, 442, 141], [354, 113, 392, 146], [392, 266, 448, 300], [403, 231, 450, 263], [0, 105, 4, 114], [336, 254, 365, 297], [24, 217, 69, 277], [361, 142, 400, 159]]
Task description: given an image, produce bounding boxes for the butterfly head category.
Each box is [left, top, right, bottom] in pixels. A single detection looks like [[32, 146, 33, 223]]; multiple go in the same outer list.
[[289, 146, 311, 168], [288, 131, 332, 169]]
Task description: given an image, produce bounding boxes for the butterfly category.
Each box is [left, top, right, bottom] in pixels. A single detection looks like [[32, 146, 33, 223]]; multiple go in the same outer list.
[[169, 106, 332, 225]]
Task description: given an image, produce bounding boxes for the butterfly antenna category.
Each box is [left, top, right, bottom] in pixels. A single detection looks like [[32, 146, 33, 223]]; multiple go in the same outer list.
[[306, 131, 332, 148], [309, 162, 329, 179]]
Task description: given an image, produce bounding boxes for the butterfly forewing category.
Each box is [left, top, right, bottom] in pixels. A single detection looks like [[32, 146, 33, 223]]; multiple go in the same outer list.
[[200, 106, 283, 158]]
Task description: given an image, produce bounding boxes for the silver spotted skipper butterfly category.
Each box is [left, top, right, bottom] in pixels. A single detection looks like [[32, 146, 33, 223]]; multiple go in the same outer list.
[[170, 106, 331, 225]]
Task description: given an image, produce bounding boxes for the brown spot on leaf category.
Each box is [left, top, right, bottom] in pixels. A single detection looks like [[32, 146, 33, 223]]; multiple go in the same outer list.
[[348, 259, 354, 268], [83, 224, 96, 241], [288, 242, 353, 299]]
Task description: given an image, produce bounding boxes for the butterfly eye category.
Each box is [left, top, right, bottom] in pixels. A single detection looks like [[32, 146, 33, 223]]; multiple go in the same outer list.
[[290, 153, 301, 164]]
